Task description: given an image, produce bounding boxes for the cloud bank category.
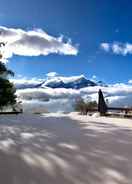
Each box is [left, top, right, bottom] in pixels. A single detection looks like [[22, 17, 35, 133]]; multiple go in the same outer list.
[[17, 85, 132, 113], [0, 26, 78, 62], [101, 42, 132, 56], [10, 74, 132, 113]]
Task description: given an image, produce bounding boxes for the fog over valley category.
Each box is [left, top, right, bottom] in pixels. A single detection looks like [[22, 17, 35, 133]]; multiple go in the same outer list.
[[10, 73, 132, 113]]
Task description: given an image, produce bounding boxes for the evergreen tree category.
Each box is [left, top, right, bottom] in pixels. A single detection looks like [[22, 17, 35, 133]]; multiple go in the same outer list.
[[0, 44, 17, 110]]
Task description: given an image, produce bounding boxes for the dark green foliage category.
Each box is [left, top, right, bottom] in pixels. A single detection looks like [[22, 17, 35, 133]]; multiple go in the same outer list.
[[74, 98, 97, 115], [0, 62, 16, 109], [0, 63, 14, 76], [98, 89, 107, 116]]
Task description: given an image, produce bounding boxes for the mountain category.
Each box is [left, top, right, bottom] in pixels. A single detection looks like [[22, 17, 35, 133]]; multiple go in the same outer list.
[[97, 81, 108, 87], [42, 75, 97, 89], [11, 75, 103, 89], [10, 78, 45, 89]]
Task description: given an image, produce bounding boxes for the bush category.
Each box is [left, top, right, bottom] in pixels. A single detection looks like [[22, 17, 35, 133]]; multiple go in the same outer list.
[[86, 101, 98, 109], [74, 98, 97, 115], [74, 98, 86, 113]]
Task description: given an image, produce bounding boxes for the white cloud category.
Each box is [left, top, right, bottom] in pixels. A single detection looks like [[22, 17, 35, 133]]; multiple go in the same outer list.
[[100, 43, 110, 52], [10, 78, 44, 89], [101, 42, 132, 56], [92, 75, 97, 79], [0, 26, 78, 62], [16, 83, 132, 113], [10, 74, 132, 113], [112, 43, 124, 55], [91, 75, 97, 82], [16, 88, 80, 101], [128, 80, 132, 84], [46, 72, 58, 78]]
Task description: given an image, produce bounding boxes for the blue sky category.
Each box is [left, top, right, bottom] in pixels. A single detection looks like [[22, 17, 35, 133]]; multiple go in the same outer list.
[[0, 0, 132, 83]]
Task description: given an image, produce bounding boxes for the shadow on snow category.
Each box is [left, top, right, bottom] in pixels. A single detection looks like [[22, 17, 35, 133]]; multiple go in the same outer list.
[[0, 114, 131, 184]]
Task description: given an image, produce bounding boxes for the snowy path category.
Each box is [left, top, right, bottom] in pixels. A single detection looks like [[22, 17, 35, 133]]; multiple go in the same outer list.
[[0, 113, 132, 184]]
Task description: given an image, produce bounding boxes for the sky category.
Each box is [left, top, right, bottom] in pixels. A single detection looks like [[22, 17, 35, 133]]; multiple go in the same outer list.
[[0, 0, 132, 84]]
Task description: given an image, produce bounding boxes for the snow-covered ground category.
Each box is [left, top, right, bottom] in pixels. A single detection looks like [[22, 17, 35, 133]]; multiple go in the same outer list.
[[0, 113, 132, 184]]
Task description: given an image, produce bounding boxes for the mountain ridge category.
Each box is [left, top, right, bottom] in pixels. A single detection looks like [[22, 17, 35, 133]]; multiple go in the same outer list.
[[11, 75, 107, 89]]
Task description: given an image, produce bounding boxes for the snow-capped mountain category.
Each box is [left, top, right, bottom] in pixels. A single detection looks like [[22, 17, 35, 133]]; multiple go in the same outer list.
[[42, 75, 96, 89], [11, 74, 104, 89]]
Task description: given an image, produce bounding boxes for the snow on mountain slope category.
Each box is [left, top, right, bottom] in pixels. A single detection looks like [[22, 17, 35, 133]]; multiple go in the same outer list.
[[43, 75, 96, 89], [11, 75, 97, 89]]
